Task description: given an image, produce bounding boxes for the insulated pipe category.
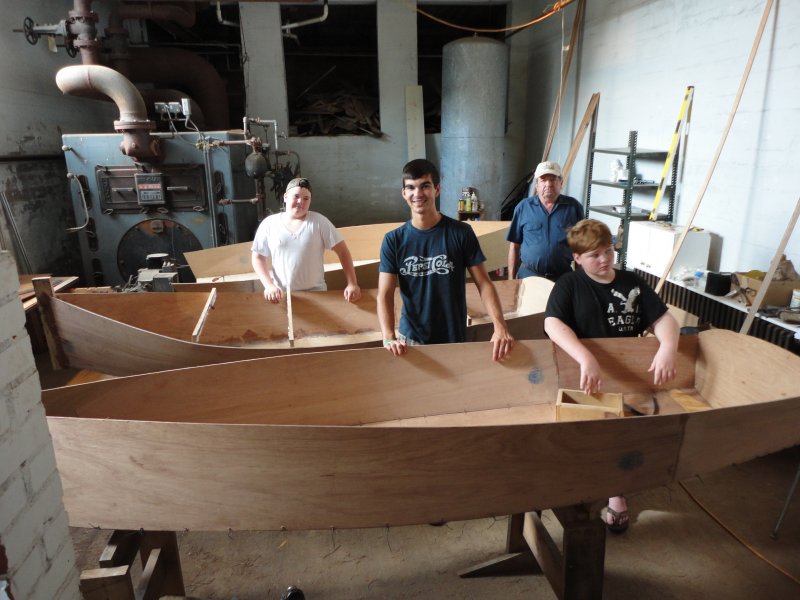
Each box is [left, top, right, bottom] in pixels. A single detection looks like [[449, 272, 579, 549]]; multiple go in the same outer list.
[[56, 64, 150, 124], [107, 2, 196, 32], [124, 47, 230, 130], [56, 64, 160, 160]]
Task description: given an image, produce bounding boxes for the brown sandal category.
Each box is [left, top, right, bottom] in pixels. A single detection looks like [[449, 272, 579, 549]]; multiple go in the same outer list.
[[605, 506, 630, 533]]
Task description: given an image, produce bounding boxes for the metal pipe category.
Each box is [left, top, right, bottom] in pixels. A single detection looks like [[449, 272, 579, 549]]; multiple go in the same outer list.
[[216, 1, 238, 28], [56, 64, 149, 124], [281, 0, 328, 32], [55, 64, 160, 160]]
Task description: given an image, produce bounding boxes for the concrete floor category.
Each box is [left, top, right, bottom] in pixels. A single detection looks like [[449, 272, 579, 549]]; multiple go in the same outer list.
[[70, 448, 800, 600]]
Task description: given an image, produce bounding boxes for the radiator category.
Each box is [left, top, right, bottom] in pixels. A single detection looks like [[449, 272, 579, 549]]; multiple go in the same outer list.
[[636, 270, 800, 355]]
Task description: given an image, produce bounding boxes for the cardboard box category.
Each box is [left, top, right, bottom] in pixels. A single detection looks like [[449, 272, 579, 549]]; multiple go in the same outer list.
[[734, 273, 799, 307], [556, 389, 624, 422]]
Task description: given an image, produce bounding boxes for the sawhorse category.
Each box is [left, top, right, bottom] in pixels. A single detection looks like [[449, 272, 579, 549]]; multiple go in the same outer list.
[[460, 502, 607, 600], [80, 530, 185, 600]]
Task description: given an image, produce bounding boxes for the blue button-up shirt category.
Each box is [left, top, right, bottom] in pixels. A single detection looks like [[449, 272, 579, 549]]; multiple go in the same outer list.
[[507, 194, 584, 277]]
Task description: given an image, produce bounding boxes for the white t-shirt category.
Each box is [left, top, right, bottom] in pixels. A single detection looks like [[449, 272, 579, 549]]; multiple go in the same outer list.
[[251, 211, 343, 291]]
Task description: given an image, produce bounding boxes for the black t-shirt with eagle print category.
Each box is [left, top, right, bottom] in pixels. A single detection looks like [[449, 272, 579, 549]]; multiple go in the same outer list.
[[545, 268, 668, 339]]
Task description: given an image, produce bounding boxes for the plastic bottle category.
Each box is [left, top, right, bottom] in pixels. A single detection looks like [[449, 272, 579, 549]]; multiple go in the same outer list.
[[471, 192, 479, 212], [693, 268, 708, 292], [465, 192, 472, 212], [458, 192, 465, 212]]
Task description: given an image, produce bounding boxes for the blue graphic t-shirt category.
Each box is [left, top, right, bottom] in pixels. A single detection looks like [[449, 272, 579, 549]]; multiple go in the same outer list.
[[379, 216, 485, 344]]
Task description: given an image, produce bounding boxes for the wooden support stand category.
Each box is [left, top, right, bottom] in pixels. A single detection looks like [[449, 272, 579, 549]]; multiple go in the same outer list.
[[80, 530, 185, 600], [460, 503, 606, 600]]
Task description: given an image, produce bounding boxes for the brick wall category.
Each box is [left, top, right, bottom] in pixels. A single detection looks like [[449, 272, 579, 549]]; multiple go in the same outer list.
[[0, 251, 79, 599]]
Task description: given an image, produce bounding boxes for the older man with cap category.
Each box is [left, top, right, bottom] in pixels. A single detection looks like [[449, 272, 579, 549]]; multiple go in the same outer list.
[[507, 161, 584, 281], [251, 177, 361, 303]]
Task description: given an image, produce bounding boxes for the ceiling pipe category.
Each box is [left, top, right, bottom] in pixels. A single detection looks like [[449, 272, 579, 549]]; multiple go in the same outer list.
[[56, 64, 161, 161], [281, 0, 328, 33], [123, 47, 230, 130], [68, 0, 102, 64], [107, 2, 196, 32]]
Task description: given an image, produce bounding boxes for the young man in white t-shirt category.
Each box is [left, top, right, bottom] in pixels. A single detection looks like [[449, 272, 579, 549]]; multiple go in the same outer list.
[[251, 177, 361, 303]]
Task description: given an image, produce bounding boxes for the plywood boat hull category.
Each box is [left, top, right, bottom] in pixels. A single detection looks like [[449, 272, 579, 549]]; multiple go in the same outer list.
[[43, 277, 552, 376], [184, 220, 511, 283], [42, 330, 800, 531]]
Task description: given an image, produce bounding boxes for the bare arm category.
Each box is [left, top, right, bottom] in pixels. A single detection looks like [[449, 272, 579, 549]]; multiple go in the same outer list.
[[648, 312, 680, 385], [377, 271, 406, 356], [331, 240, 362, 302], [544, 316, 602, 394], [468, 264, 514, 361], [251, 251, 283, 304], [507, 242, 521, 280]]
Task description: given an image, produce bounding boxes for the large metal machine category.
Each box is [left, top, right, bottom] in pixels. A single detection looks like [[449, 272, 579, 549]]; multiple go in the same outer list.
[[62, 130, 259, 286]]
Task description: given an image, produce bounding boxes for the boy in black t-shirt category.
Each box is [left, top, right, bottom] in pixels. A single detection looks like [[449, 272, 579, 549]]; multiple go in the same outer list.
[[544, 218, 679, 533]]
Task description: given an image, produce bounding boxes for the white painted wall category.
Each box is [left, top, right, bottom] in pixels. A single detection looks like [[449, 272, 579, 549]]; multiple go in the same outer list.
[[240, 0, 532, 226], [537, 0, 799, 272], [0, 1, 117, 156]]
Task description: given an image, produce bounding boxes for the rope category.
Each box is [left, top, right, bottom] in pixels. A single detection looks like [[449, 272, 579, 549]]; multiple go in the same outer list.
[[411, 0, 577, 35], [679, 481, 800, 586]]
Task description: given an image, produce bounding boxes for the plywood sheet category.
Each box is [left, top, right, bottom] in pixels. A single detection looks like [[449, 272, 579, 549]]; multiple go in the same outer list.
[[41, 331, 800, 531], [185, 221, 509, 278]]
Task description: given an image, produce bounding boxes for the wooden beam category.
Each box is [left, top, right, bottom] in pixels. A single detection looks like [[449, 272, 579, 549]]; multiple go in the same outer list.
[[561, 93, 600, 185], [739, 196, 800, 335], [541, 0, 586, 162], [405, 85, 426, 160], [655, 0, 775, 294], [191, 287, 217, 343], [32, 277, 69, 370]]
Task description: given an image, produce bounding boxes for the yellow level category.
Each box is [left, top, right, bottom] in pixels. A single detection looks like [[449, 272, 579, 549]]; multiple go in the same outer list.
[[649, 85, 694, 221]]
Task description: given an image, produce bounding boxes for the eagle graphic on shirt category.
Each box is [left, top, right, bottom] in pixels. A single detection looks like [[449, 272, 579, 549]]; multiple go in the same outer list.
[[606, 287, 642, 333]]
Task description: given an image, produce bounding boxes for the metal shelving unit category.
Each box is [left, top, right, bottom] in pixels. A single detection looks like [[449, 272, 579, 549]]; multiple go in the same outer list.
[[584, 130, 677, 269]]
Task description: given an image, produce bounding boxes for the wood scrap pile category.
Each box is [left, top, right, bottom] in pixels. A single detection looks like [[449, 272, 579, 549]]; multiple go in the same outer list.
[[292, 91, 383, 137]]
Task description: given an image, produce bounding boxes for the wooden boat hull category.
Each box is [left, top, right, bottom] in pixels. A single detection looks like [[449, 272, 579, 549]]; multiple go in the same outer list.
[[184, 220, 511, 283], [43, 277, 552, 376], [42, 330, 800, 531]]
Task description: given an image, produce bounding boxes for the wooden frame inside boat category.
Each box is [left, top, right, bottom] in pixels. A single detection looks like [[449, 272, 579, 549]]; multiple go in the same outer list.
[[35, 276, 553, 376], [41, 329, 800, 532]]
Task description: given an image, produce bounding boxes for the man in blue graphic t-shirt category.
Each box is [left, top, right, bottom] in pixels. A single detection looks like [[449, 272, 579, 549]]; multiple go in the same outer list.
[[377, 159, 514, 362]]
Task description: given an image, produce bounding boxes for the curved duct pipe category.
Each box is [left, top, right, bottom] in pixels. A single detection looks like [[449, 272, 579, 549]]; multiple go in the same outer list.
[[122, 47, 230, 130], [105, 2, 197, 80], [107, 2, 196, 32], [56, 64, 161, 161]]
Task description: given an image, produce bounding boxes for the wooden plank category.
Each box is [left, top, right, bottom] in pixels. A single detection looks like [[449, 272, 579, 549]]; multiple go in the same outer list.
[[552, 335, 698, 393], [553, 504, 606, 600], [541, 0, 586, 162], [527, 512, 563, 599], [405, 84, 426, 160], [739, 196, 800, 334], [22, 275, 78, 312], [99, 530, 140, 568], [655, 0, 775, 294], [186, 221, 508, 279], [32, 277, 69, 370], [80, 565, 134, 600], [191, 288, 217, 343], [138, 532, 184, 598], [561, 93, 600, 185]]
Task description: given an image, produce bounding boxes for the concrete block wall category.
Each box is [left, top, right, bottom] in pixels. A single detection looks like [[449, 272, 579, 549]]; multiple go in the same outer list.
[[0, 251, 79, 599]]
